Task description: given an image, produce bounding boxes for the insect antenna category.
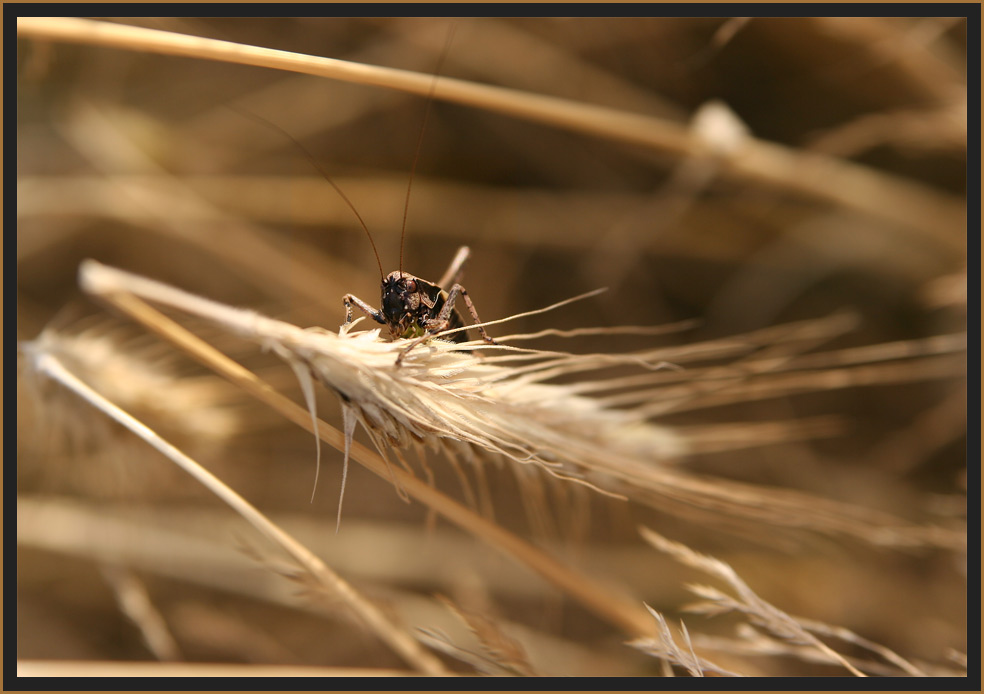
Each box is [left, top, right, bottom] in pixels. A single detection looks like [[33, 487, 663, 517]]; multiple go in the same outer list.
[[399, 25, 457, 277], [230, 106, 385, 281]]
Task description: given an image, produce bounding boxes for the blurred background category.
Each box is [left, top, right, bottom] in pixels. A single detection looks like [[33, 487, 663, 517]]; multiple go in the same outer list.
[[17, 17, 967, 676]]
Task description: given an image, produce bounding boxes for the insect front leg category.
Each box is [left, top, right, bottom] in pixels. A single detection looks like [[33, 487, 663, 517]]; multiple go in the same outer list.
[[343, 293, 387, 326]]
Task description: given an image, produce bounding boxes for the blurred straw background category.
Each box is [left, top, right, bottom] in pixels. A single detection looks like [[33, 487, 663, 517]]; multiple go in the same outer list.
[[16, 17, 967, 677]]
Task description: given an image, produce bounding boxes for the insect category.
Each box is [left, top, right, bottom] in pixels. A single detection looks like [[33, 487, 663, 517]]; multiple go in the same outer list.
[[343, 245, 497, 365], [336, 30, 497, 365], [242, 27, 496, 365]]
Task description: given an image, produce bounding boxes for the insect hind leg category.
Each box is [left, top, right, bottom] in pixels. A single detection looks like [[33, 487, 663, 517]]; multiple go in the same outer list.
[[395, 283, 496, 366], [440, 283, 496, 345]]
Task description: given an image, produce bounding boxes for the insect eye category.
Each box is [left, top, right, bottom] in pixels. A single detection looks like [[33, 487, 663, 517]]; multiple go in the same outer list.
[[405, 279, 417, 292]]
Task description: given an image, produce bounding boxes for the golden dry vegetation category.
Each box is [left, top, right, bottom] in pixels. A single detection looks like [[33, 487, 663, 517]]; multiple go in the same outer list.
[[16, 17, 967, 678]]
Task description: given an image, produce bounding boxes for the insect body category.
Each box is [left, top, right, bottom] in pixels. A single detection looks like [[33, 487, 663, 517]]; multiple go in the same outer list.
[[343, 245, 497, 365]]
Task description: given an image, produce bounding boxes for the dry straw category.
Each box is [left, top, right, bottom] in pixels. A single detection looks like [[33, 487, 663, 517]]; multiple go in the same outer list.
[[23, 274, 960, 676], [26, 259, 964, 675], [16, 254, 960, 669], [23, 346, 451, 676], [35, 260, 663, 640], [17, 16, 966, 676], [16, 17, 964, 243], [74, 260, 965, 557], [632, 527, 967, 677]]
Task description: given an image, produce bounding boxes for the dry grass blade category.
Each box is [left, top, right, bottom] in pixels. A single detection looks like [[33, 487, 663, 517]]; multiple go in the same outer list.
[[433, 594, 536, 676], [101, 566, 182, 662], [640, 527, 864, 676], [21, 347, 450, 676], [629, 605, 743, 677], [16, 17, 964, 241], [77, 261, 683, 494], [78, 260, 964, 555], [18, 16, 965, 674], [75, 261, 657, 640], [639, 527, 935, 677], [22, 323, 247, 443], [687, 627, 964, 677], [786, 616, 932, 677]]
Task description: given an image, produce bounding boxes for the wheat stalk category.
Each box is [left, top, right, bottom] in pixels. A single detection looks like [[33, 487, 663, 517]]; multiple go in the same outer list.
[[63, 260, 659, 639], [17, 17, 964, 244], [637, 527, 942, 677], [17, 16, 966, 675], [77, 259, 965, 556], [22, 346, 451, 676]]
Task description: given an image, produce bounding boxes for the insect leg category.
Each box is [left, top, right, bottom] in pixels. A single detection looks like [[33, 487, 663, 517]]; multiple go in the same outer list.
[[437, 246, 470, 289], [442, 284, 497, 344], [396, 284, 495, 366], [343, 294, 387, 326]]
